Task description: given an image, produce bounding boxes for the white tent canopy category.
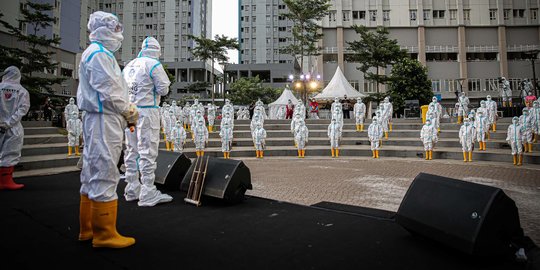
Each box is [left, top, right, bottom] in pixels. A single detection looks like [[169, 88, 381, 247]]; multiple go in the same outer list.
[[313, 66, 366, 101], [268, 86, 300, 119]]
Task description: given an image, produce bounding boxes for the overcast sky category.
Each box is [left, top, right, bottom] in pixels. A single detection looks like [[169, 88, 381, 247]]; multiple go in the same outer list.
[[212, 0, 239, 64]]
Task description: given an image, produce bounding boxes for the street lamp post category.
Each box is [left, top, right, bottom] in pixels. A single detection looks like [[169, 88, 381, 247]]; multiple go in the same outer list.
[[288, 72, 322, 106]]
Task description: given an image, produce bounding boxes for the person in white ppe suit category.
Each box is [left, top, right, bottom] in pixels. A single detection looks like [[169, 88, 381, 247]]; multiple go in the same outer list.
[[328, 118, 342, 158], [332, 105, 344, 129], [485, 95, 498, 132], [236, 106, 243, 120], [162, 109, 176, 150], [368, 116, 383, 159], [171, 121, 187, 153], [500, 77, 512, 107], [242, 107, 251, 120], [475, 110, 489, 151], [520, 108, 535, 153], [252, 121, 267, 158], [456, 92, 469, 124], [381, 96, 393, 133], [171, 100, 183, 125], [219, 119, 234, 159], [182, 102, 191, 130], [294, 100, 306, 119], [507, 116, 523, 166], [64, 97, 79, 124], [77, 12, 137, 248], [331, 97, 342, 112], [207, 103, 216, 132], [276, 106, 286, 120], [193, 118, 209, 157], [122, 36, 172, 207], [255, 99, 268, 119], [0, 66, 30, 190], [221, 111, 234, 129], [67, 114, 83, 156], [426, 103, 440, 133], [532, 101, 540, 143], [428, 96, 442, 131], [420, 118, 438, 160], [459, 118, 476, 162], [294, 119, 309, 158], [354, 97, 366, 131], [222, 99, 234, 117]]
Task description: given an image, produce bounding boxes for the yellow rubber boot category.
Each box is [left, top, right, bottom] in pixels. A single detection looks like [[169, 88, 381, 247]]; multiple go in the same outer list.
[[513, 155, 517, 165], [260, 151, 264, 158], [375, 150, 379, 159], [356, 125, 359, 131], [502, 101, 507, 107], [372, 150, 376, 158], [487, 132, 490, 140], [79, 194, 93, 241], [171, 143, 175, 152], [509, 101, 513, 107], [518, 154, 523, 166], [200, 151, 204, 157], [331, 148, 335, 158], [75, 146, 80, 156], [468, 151, 473, 162], [463, 152, 467, 162], [335, 148, 339, 157], [425, 151, 429, 160], [429, 150, 433, 160], [483, 141, 487, 151], [165, 142, 170, 151], [223, 152, 227, 158], [493, 123, 497, 132], [529, 143, 533, 153], [227, 152, 231, 159], [297, 150, 301, 158], [91, 200, 135, 248], [389, 123, 393, 131], [457, 116, 462, 124], [361, 124, 364, 131], [256, 150, 259, 158], [302, 150, 305, 158], [163, 134, 167, 142], [68, 146, 73, 156], [385, 132, 388, 140]]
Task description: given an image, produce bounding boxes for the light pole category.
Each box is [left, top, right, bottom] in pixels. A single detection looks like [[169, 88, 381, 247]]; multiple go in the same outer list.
[[288, 72, 322, 106]]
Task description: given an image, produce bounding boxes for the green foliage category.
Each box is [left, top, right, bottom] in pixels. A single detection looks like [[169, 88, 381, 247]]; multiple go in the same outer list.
[[228, 76, 282, 105], [348, 26, 407, 93], [187, 81, 211, 92], [0, 3, 64, 95], [388, 57, 432, 114], [280, 0, 330, 69], [188, 34, 239, 102]]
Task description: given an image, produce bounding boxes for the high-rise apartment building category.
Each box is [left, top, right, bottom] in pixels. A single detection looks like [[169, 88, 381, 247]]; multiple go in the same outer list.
[[239, 0, 540, 103]]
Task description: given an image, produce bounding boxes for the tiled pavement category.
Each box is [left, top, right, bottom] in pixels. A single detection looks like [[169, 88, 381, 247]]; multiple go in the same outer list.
[[242, 157, 540, 244]]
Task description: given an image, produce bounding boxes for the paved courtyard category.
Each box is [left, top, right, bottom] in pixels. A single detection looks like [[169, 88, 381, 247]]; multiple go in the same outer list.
[[243, 157, 540, 244]]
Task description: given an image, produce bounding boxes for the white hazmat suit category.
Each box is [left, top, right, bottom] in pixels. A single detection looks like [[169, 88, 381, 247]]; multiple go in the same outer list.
[[368, 116, 383, 158], [207, 103, 216, 132], [0, 66, 30, 190], [506, 117, 523, 165], [252, 122, 267, 158], [295, 120, 309, 158], [420, 119, 438, 160], [220, 120, 234, 159], [122, 36, 172, 207], [328, 118, 342, 157], [354, 98, 366, 131], [171, 121, 187, 153], [77, 11, 137, 248], [459, 118, 476, 162]]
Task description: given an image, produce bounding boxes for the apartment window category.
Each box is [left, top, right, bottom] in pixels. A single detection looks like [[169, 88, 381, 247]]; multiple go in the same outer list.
[[489, 9, 497, 20], [146, 13, 153, 18], [431, 80, 441, 92], [119, 2, 123, 9], [423, 10, 430, 20], [160, 24, 164, 30], [433, 10, 445, 19], [352, 10, 365, 20], [245, 27, 249, 33], [252, 5, 256, 11], [426, 53, 458, 61], [504, 9, 511, 20], [146, 1, 153, 7], [133, 13, 137, 20], [161, 1, 165, 9], [329, 11, 336, 22], [253, 16, 256, 22], [466, 52, 498, 61], [343, 11, 350, 21], [486, 78, 499, 92], [449, 9, 457, 20], [463, 9, 470, 20], [139, 13, 144, 19], [410, 10, 417, 21], [146, 24, 152, 29], [513, 9, 525, 18], [133, 25, 137, 31], [363, 81, 376, 93], [132, 36, 136, 43], [468, 79, 482, 92], [369, 10, 377, 21], [161, 12, 165, 19], [266, 15, 271, 23], [441, 79, 458, 92], [279, 38, 287, 42], [138, 24, 143, 30], [140, 2, 144, 8], [531, 9, 538, 20], [139, 36, 144, 42], [383, 10, 390, 21], [278, 27, 286, 31], [160, 35, 164, 42]]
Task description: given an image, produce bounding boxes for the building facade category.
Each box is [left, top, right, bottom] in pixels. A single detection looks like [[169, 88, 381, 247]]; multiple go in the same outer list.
[[239, 0, 540, 104]]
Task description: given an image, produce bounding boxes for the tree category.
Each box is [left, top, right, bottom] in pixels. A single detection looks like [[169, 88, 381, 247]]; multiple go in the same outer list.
[[388, 57, 432, 116], [188, 34, 239, 103], [348, 26, 407, 100], [281, 0, 330, 102], [228, 76, 282, 105], [0, 3, 64, 99]]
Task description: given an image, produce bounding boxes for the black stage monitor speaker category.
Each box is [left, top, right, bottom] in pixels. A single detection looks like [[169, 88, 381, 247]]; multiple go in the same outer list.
[[396, 173, 524, 257], [154, 151, 192, 191], [180, 157, 253, 203]]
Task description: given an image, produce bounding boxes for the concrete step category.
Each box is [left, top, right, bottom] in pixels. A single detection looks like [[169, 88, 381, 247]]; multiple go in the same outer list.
[[172, 145, 540, 164], [22, 143, 69, 156], [21, 121, 52, 127], [23, 127, 63, 135], [13, 166, 79, 178], [18, 153, 80, 171], [24, 134, 67, 145]]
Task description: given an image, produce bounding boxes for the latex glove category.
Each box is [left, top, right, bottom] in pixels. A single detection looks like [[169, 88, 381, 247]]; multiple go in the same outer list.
[[121, 103, 139, 128]]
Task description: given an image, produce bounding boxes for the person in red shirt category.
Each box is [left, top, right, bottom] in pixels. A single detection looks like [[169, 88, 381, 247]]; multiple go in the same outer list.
[[286, 99, 295, 119], [309, 98, 319, 119]]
